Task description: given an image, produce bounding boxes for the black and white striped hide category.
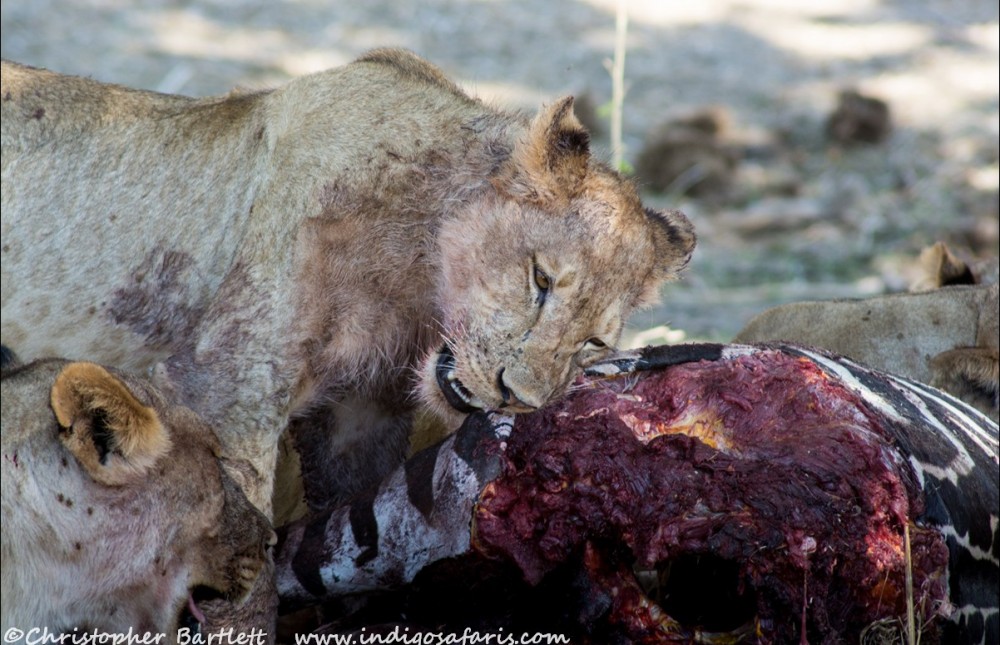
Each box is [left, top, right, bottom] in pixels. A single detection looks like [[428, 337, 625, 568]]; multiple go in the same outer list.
[[274, 411, 512, 608], [274, 342, 999, 643]]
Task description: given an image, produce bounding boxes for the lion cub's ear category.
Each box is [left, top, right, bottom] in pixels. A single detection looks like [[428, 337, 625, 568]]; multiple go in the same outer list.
[[51, 363, 171, 486], [497, 96, 591, 204], [636, 207, 698, 306]]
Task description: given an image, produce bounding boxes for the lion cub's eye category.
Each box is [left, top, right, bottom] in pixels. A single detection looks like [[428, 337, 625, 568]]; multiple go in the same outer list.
[[585, 338, 607, 350], [533, 264, 551, 308], [533, 265, 551, 292]]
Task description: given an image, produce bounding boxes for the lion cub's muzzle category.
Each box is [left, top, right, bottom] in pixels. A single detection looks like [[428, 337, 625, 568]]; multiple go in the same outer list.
[[435, 343, 485, 413], [435, 343, 543, 414]]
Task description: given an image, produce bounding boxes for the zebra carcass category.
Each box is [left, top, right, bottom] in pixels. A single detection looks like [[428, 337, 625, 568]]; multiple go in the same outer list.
[[275, 343, 999, 643]]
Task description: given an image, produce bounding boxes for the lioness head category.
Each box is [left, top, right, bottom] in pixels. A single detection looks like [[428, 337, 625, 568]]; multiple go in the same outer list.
[[420, 97, 696, 424], [0, 360, 275, 639]]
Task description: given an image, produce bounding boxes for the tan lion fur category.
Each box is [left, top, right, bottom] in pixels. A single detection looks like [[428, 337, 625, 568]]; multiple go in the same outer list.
[[1, 49, 695, 516], [1, 359, 274, 640], [734, 283, 999, 421]]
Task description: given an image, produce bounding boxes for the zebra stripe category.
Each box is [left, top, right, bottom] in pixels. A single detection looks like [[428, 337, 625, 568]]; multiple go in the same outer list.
[[275, 411, 511, 607], [790, 348, 997, 471]]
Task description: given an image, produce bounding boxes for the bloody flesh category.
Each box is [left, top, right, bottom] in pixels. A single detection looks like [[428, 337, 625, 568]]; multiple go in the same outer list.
[[474, 350, 951, 640]]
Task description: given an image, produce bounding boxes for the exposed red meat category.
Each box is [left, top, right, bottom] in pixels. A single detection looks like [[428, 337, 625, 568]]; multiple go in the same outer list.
[[277, 343, 997, 642], [473, 350, 951, 641]]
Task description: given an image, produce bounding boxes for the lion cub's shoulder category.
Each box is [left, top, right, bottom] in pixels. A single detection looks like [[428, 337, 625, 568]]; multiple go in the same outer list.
[[353, 48, 469, 99]]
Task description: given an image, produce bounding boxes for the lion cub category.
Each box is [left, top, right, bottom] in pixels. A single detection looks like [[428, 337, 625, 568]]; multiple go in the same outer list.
[[1, 49, 696, 515], [0, 358, 275, 640]]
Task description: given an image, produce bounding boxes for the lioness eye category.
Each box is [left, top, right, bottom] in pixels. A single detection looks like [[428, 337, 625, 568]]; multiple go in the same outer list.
[[586, 338, 607, 349]]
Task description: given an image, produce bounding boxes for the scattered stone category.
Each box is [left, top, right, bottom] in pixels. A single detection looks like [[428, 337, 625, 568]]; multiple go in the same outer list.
[[728, 196, 832, 236], [825, 89, 892, 145], [634, 107, 740, 198]]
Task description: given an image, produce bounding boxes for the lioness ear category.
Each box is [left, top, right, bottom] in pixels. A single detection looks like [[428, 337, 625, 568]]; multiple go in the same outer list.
[[637, 207, 698, 306], [497, 96, 591, 204], [51, 363, 171, 486]]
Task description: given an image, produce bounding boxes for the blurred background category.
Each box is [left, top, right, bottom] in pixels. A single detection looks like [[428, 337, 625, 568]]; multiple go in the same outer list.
[[4, 0, 997, 342]]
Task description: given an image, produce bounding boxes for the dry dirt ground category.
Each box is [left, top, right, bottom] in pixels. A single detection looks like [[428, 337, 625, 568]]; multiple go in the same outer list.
[[3, 0, 997, 342]]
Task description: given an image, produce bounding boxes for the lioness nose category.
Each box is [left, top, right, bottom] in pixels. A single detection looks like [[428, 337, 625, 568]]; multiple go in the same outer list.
[[496, 368, 540, 410]]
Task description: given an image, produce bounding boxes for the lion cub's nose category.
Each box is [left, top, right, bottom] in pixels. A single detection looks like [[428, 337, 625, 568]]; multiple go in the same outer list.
[[497, 368, 540, 410]]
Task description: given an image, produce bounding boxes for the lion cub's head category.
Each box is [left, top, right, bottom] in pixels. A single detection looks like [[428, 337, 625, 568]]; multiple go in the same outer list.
[[1, 359, 275, 639], [421, 97, 696, 424]]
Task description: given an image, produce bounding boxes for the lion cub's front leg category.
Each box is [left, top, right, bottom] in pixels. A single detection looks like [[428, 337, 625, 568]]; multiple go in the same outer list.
[[289, 394, 413, 513]]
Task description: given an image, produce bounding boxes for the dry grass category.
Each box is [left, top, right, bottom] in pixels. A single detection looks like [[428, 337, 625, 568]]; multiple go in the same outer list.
[[860, 524, 930, 645]]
